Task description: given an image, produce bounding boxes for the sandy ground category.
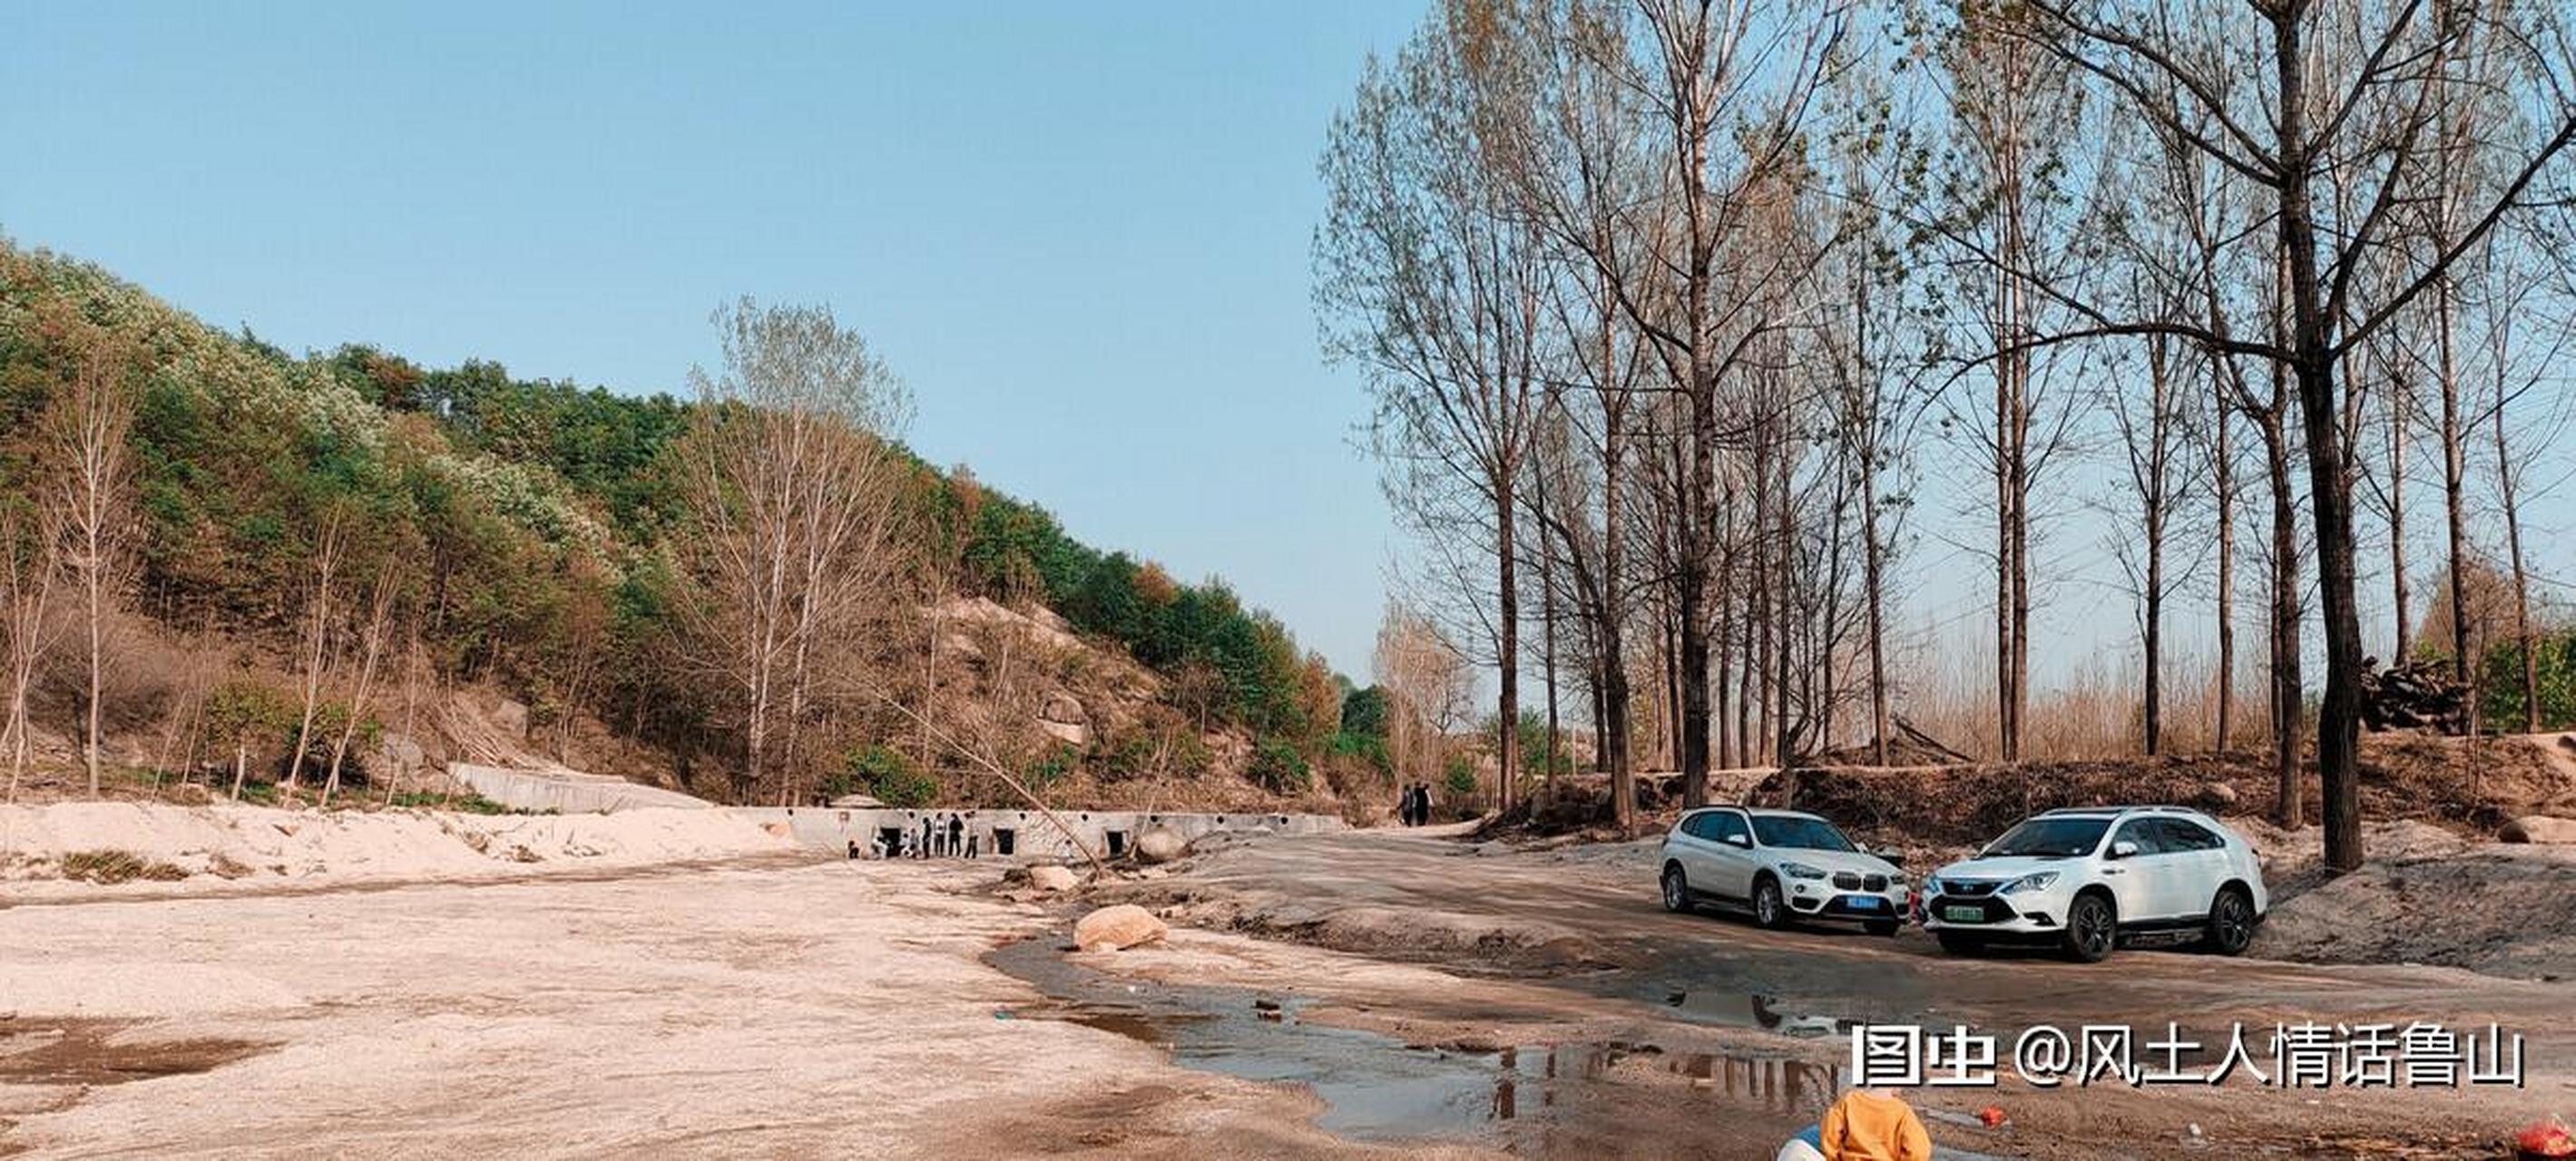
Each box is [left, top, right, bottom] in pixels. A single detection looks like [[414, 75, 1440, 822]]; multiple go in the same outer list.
[[0, 857, 1480, 1159], [0, 803, 800, 901], [5, 812, 2573, 1158]]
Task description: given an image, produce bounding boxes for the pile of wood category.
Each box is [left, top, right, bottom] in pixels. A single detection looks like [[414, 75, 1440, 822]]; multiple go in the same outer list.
[[2359, 659, 2469, 735]]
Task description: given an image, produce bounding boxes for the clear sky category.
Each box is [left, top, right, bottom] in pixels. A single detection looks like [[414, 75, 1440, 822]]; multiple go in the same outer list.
[[1, 1, 1420, 678]]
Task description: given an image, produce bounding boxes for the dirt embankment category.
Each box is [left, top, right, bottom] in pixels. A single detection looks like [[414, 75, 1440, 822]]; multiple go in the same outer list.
[[0, 802, 799, 897], [1759, 733, 2576, 848]]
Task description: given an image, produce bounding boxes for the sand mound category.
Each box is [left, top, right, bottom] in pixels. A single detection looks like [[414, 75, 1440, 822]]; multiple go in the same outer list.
[[2256, 839, 2576, 979], [0, 802, 797, 892]]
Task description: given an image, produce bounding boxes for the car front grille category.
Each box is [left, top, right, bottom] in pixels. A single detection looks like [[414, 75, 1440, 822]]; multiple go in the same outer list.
[[1833, 872, 1862, 890], [1937, 879, 1998, 897], [1864, 873, 1887, 893]]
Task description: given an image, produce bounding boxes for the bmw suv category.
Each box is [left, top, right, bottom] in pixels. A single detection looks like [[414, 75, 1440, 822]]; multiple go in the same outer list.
[[1921, 805, 2267, 962], [1660, 807, 1911, 935]]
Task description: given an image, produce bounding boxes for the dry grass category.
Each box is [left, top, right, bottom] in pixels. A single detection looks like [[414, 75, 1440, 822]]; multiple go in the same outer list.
[[1885, 644, 2280, 762], [56, 848, 190, 884]]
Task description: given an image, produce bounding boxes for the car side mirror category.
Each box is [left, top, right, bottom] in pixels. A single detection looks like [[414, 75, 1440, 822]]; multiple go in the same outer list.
[[1879, 851, 1906, 867], [2108, 840, 2139, 860], [1725, 834, 1751, 849]]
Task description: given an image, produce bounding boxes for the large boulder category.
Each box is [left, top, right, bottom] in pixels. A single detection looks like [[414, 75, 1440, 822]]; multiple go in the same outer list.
[[2499, 815, 2576, 844], [1132, 827, 1186, 864], [493, 698, 530, 739], [1073, 904, 1169, 952], [1026, 863, 1081, 893]]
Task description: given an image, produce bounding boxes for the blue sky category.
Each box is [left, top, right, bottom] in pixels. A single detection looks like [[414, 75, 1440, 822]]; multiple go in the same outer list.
[[1, 1, 1418, 677]]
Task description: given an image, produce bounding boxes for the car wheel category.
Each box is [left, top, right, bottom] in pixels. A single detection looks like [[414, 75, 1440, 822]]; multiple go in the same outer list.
[[2062, 893, 2118, 963], [1660, 863, 1695, 914], [1865, 919, 1901, 937], [2202, 886, 2254, 956], [1934, 931, 1985, 955], [1751, 875, 1788, 930]]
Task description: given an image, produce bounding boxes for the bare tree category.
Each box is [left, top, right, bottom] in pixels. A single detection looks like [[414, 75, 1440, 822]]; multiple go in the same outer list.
[[320, 561, 399, 806], [1373, 600, 1475, 784], [51, 325, 140, 795], [677, 298, 915, 805], [282, 509, 348, 801], [1985, 0, 2576, 871], [0, 502, 62, 802], [1318, 2, 1553, 813]]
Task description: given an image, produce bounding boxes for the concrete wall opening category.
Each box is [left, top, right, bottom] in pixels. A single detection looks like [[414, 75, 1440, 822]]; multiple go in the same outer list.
[[1104, 830, 1130, 858], [993, 828, 1016, 856]]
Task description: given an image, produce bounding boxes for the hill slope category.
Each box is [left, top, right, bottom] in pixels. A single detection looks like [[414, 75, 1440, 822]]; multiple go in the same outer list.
[[0, 241, 1379, 812]]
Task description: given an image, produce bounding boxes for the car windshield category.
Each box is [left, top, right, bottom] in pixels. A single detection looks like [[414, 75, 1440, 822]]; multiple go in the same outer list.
[[1750, 815, 1856, 852], [1983, 817, 2111, 858]]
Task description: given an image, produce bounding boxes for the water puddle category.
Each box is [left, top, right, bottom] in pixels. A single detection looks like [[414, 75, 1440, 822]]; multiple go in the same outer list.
[[985, 938, 1842, 1144], [0, 1018, 271, 1087]]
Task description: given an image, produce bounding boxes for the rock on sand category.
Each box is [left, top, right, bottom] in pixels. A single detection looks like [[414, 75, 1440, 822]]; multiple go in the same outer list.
[[1132, 827, 1186, 864], [2499, 815, 2576, 844], [1073, 904, 1168, 952], [1026, 864, 1081, 893]]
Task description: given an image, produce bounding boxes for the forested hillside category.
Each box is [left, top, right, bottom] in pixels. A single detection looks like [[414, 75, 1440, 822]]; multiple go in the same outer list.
[[0, 241, 1374, 809]]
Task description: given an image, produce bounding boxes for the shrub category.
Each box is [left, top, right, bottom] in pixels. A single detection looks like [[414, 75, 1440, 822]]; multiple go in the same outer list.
[[1023, 742, 1080, 788], [59, 850, 189, 884], [1249, 737, 1310, 794], [1443, 754, 1479, 800], [841, 744, 938, 807]]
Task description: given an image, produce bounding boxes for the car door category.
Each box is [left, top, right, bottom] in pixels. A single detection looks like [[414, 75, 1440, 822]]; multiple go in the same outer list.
[[1672, 811, 1723, 888], [1704, 810, 1758, 900], [2101, 818, 2178, 921], [2154, 819, 2230, 917]]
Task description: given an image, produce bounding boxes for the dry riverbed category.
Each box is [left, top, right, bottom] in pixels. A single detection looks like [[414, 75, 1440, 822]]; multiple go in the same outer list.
[[4, 814, 2571, 1158]]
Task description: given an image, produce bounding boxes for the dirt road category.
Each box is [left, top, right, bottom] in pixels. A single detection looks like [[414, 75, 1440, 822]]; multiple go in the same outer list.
[[1093, 829, 2576, 1157]]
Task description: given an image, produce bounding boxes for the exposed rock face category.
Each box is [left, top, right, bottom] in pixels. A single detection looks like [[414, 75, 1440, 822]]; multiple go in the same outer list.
[[1038, 692, 1087, 726], [1037, 719, 1089, 747], [1132, 827, 1186, 864], [1027, 864, 1081, 893], [492, 699, 530, 739], [2499, 815, 2576, 844], [1073, 904, 1168, 952]]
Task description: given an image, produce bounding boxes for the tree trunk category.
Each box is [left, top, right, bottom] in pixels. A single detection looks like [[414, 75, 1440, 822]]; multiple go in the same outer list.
[[1495, 479, 1521, 815], [2387, 373, 2411, 659], [2273, 9, 2365, 871], [2494, 372, 2537, 732], [2436, 288, 2475, 732], [2262, 409, 2303, 830]]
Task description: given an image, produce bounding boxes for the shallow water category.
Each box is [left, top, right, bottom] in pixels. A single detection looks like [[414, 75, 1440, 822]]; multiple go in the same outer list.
[[985, 938, 1847, 1145]]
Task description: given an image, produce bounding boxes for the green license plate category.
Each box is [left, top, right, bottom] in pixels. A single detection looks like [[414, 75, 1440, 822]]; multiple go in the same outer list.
[[1942, 905, 1983, 923]]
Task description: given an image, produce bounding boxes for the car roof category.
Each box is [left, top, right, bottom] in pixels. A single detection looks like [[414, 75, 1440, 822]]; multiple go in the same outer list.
[[1681, 806, 1828, 822], [2032, 805, 2220, 823]]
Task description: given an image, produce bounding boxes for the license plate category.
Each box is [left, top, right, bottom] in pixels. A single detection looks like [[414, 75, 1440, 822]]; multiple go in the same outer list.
[[1846, 896, 1881, 911], [1942, 905, 1983, 923]]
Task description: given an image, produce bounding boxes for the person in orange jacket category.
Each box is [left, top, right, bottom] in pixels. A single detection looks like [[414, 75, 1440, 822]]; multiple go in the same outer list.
[[1815, 1086, 1933, 1161]]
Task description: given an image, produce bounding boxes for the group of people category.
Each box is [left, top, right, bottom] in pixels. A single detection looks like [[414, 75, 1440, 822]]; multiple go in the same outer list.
[[854, 813, 980, 861], [1396, 781, 1436, 827]]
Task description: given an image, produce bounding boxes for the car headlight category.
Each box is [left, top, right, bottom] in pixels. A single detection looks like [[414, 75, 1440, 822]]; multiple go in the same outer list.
[[1999, 872, 2060, 895], [1887, 874, 1909, 889], [1781, 862, 1828, 881]]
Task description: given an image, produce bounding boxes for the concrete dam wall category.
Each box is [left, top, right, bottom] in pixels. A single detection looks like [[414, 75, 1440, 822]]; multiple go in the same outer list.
[[731, 805, 1345, 862]]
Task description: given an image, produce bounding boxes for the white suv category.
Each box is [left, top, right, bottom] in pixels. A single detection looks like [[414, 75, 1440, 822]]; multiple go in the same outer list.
[[1660, 807, 1911, 935], [1922, 805, 2267, 963]]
